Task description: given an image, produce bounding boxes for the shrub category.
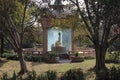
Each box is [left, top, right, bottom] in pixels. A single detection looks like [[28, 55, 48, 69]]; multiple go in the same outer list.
[[96, 66, 120, 80], [2, 53, 44, 62], [36, 74, 48, 80], [1, 72, 8, 80], [84, 56, 95, 60], [61, 68, 85, 80], [2, 53, 11, 58], [26, 70, 36, 80], [109, 66, 120, 80], [71, 56, 84, 62], [25, 55, 42, 62], [7, 54, 19, 60], [74, 52, 79, 57], [2, 53, 19, 60], [95, 69, 109, 80], [46, 70, 57, 80], [0, 72, 18, 80], [10, 71, 17, 80], [48, 51, 58, 59], [105, 51, 120, 63]]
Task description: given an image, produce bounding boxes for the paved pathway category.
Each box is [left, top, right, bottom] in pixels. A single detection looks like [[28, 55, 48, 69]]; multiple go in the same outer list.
[[59, 59, 71, 63]]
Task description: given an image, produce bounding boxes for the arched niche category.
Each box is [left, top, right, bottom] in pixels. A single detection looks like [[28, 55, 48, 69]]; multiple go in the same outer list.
[[40, 16, 77, 53], [47, 27, 72, 51]]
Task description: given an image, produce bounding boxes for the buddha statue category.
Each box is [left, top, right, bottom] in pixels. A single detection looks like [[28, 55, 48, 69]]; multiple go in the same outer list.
[[55, 32, 62, 47]]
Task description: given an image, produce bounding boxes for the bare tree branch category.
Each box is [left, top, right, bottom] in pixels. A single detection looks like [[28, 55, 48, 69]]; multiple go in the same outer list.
[[84, 0, 94, 26], [69, 0, 77, 5], [70, 0, 94, 42], [108, 34, 120, 46], [20, 1, 28, 40]]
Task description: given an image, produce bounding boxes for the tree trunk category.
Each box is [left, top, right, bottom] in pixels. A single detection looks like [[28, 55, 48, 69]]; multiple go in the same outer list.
[[95, 45, 107, 70], [18, 49, 28, 74], [1, 37, 4, 54], [0, 37, 4, 57]]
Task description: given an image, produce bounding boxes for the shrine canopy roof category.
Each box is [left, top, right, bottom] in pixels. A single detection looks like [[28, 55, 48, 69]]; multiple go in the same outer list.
[[40, 0, 78, 28]]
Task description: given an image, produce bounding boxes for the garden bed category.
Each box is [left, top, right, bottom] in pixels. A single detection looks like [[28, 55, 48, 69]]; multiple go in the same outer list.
[[71, 56, 84, 62]]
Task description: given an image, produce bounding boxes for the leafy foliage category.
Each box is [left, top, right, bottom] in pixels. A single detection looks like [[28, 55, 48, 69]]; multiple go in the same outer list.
[[0, 0, 41, 73], [10, 71, 17, 80], [36, 74, 48, 80], [84, 56, 95, 60], [1, 67, 120, 80], [74, 52, 79, 57], [2, 53, 19, 60], [96, 66, 120, 80], [51, 16, 78, 28], [109, 38, 120, 51], [48, 51, 58, 59], [25, 55, 43, 62], [61, 68, 85, 80], [105, 51, 120, 63], [2, 53, 44, 62], [69, 0, 120, 70], [1, 72, 8, 80], [23, 27, 43, 48], [26, 70, 36, 80], [46, 70, 57, 80]]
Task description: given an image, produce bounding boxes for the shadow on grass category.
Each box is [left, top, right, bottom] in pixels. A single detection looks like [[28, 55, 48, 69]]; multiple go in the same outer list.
[[30, 61, 43, 66], [0, 58, 8, 67], [84, 68, 96, 80], [85, 67, 110, 80]]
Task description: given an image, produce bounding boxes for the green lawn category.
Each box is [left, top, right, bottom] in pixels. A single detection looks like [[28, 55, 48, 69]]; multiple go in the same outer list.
[[0, 59, 95, 74], [0, 59, 119, 79]]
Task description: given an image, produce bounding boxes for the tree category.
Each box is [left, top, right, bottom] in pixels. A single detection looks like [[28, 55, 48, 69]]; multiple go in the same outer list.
[[69, 0, 120, 70], [74, 24, 93, 48], [0, 0, 41, 74], [22, 26, 43, 48], [0, 21, 5, 58]]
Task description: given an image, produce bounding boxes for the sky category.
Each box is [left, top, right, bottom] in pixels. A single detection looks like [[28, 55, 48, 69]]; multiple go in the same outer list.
[[35, 0, 83, 5], [34, 0, 84, 9]]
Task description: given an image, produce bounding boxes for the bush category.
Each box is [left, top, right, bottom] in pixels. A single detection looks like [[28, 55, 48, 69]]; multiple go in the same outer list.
[[84, 56, 95, 60], [10, 71, 17, 80], [105, 51, 120, 63], [2, 53, 11, 58], [74, 52, 79, 57], [61, 68, 85, 80], [25, 55, 42, 62], [109, 66, 120, 80], [95, 69, 109, 80], [2, 53, 19, 60], [26, 70, 36, 80], [1, 72, 8, 80], [1, 67, 119, 80], [46, 70, 57, 80], [2, 53, 43, 62], [71, 56, 84, 62], [48, 51, 58, 59], [7, 54, 19, 60], [96, 66, 120, 80], [36, 74, 48, 80]]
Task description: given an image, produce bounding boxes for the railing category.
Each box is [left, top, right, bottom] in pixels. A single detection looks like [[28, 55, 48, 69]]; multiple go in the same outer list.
[[23, 48, 43, 55], [22, 48, 95, 57]]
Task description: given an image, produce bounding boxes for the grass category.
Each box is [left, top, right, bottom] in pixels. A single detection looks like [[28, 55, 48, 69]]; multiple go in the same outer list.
[[0, 59, 95, 74], [0, 59, 120, 79]]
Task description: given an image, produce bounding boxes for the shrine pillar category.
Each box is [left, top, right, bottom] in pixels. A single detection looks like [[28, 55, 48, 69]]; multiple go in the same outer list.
[[42, 27, 48, 53], [40, 16, 51, 53], [72, 27, 76, 51]]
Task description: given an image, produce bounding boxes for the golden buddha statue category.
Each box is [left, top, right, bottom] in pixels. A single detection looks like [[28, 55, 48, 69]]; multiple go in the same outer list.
[[55, 32, 62, 46]]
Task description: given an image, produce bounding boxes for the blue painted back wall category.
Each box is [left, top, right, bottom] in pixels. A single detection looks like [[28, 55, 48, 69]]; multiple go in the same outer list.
[[48, 27, 72, 51]]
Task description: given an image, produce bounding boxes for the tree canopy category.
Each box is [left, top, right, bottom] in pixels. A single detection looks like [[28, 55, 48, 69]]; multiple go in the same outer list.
[[69, 0, 120, 70], [0, 0, 42, 74]]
